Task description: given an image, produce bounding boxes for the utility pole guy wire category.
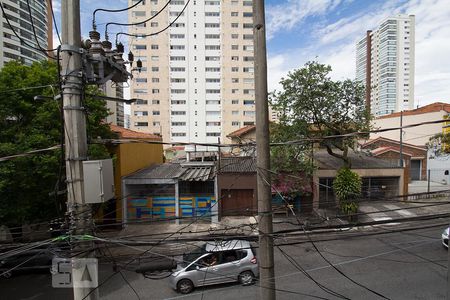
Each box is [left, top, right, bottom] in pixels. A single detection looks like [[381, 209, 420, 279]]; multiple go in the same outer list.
[[253, 1, 276, 299]]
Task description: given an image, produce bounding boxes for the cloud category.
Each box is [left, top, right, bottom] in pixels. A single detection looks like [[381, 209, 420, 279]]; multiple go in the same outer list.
[[266, 0, 343, 39], [267, 0, 450, 106]]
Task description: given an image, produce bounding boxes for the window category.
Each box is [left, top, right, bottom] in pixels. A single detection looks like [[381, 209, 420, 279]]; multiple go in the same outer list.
[[232, 67, 239, 72], [171, 89, 186, 94], [151, 22, 158, 27], [172, 111, 187, 115], [172, 122, 186, 126], [206, 132, 221, 137], [153, 121, 160, 126], [244, 89, 254, 95], [231, 56, 239, 61], [170, 45, 185, 50], [134, 111, 148, 116], [171, 67, 186, 72], [232, 121, 239, 126], [170, 56, 186, 61], [206, 67, 221, 72], [205, 34, 220, 39], [136, 78, 147, 83], [152, 78, 159, 83], [232, 89, 239, 94], [243, 56, 254, 62], [206, 100, 221, 104], [152, 89, 159, 94], [243, 34, 253, 40], [231, 23, 239, 28], [232, 78, 239, 83], [172, 132, 187, 137], [170, 34, 185, 39], [152, 67, 159, 72], [205, 23, 220, 28], [232, 110, 239, 115], [132, 11, 146, 17], [206, 78, 220, 83], [244, 100, 255, 105], [205, 12, 220, 16], [134, 122, 148, 126], [231, 12, 238, 17], [206, 121, 221, 126], [232, 100, 239, 104], [206, 89, 220, 94], [205, 0, 220, 5], [171, 100, 186, 104], [243, 1, 252, 6], [171, 78, 186, 83], [231, 34, 239, 39], [243, 45, 253, 51], [151, 56, 159, 61], [169, 11, 185, 16], [205, 45, 220, 50], [152, 111, 160, 115], [152, 100, 160, 105], [243, 78, 254, 84], [173, 23, 185, 27], [205, 56, 220, 61], [231, 45, 239, 50], [243, 12, 253, 17], [134, 89, 148, 94], [136, 99, 148, 105], [151, 44, 159, 50], [206, 111, 220, 116], [134, 44, 147, 50]]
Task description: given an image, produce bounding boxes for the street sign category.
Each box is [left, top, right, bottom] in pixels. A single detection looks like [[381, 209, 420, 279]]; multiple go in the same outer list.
[[52, 258, 98, 288]]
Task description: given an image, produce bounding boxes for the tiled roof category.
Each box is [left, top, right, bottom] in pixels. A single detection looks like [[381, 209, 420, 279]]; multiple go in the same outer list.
[[109, 124, 162, 140], [227, 125, 256, 138], [314, 150, 400, 169], [362, 137, 427, 151], [218, 157, 256, 173], [125, 162, 215, 181], [371, 146, 413, 157], [377, 102, 450, 119]]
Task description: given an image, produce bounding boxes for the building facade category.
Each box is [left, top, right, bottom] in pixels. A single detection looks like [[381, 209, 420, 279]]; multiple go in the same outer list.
[[0, 0, 52, 67], [102, 82, 125, 127], [356, 14, 415, 117], [128, 0, 256, 146]]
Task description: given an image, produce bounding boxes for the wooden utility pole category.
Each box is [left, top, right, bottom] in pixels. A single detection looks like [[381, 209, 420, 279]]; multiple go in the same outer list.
[[61, 1, 98, 299], [253, 0, 276, 299]]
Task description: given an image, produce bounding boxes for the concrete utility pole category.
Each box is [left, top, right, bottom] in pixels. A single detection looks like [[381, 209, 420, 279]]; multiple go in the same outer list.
[[61, 1, 98, 299], [253, 1, 276, 299]]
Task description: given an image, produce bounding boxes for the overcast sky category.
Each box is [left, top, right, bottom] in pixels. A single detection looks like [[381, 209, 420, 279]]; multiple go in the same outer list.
[[53, 0, 450, 108]]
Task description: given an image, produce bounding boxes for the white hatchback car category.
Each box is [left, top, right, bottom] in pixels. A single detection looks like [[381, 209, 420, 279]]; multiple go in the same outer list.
[[441, 227, 449, 248]]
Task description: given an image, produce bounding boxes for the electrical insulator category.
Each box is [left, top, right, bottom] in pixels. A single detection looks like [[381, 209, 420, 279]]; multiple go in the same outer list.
[[137, 59, 142, 73], [117, 43, 124, 53], [128, 51, 134, 67]]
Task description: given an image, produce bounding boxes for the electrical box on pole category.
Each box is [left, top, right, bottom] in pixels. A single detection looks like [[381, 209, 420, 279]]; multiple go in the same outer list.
[[82, 159, 114, 203]]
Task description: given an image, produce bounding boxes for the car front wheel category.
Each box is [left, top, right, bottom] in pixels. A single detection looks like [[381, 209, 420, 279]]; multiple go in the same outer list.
[[239, 271, 254, 286], [177, 279, 194, 294]]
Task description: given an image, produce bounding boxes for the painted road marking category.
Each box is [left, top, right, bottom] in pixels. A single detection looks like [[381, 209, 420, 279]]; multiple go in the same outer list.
[[382, 204, 416, 217], [359, 205, 392, 221]]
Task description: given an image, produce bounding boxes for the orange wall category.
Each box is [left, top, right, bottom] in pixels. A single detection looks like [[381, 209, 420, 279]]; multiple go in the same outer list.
[[109, 140, 163, 221]]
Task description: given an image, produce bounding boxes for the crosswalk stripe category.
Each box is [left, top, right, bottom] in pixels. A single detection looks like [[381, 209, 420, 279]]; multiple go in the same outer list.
[[382, 204, 416, 217], [359, 205, 392, 221]]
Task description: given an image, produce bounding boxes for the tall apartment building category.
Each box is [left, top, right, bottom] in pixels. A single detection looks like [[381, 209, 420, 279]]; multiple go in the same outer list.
[[128, 0, 256, 146], [356, 14, 415, 117], [0, 0, 52, 67], [102, 82, 125, 127]]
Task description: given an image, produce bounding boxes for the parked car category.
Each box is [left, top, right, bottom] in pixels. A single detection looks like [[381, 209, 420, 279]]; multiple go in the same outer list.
[[442, 227, 449, 248], [169, 240, 258, 294], [0, 246, 61, 278]]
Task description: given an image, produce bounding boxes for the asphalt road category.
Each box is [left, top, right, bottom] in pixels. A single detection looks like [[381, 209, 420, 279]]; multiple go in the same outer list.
[[1, 223, 449, 300]]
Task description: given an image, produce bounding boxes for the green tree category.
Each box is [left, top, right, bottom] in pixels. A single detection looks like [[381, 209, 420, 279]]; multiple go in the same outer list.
[[270, 61, 371, 169], [0, 60, 114, 227]]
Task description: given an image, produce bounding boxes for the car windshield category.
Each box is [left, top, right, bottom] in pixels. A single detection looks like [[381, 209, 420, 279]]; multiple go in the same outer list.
[[180, 245, 206, 268]]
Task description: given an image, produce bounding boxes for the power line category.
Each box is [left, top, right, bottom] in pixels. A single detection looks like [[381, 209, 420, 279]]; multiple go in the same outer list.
[[49, 0, 62, 44], [106, 0, 173, 41], [115, 0, 191, 42], [93, 0, 145, 30]]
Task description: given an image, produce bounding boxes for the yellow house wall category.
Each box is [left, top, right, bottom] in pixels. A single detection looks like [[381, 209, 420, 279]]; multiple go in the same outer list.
[[110, 141, 163, 221]]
